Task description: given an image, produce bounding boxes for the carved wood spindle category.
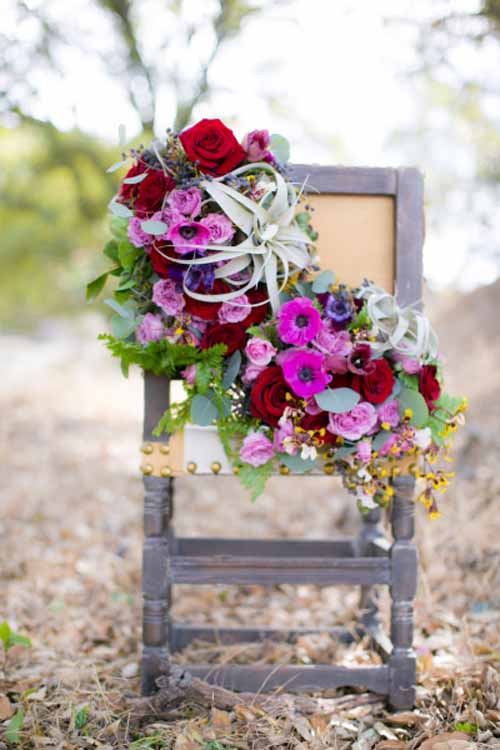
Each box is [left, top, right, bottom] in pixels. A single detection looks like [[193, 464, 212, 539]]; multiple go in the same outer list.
[[141, 475, 174, 695], [358, 507, 385, 632], [388, 474, 418, 709]]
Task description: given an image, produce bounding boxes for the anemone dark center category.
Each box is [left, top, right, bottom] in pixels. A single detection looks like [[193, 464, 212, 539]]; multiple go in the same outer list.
[[180, 226, 197, 239], [298, 366, 314, 382], [295, 314, 310, 328], [353, 356, 365, 368]]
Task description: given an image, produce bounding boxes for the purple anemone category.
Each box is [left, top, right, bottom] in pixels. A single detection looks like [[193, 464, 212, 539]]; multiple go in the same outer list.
[[166, 220, 211, 255]]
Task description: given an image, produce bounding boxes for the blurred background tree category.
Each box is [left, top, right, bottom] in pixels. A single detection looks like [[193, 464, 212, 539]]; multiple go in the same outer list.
[[1, 0, 499, 328], [0, 0, 289, 327]]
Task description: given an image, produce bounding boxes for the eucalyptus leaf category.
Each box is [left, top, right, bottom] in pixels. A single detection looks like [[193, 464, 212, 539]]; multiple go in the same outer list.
[[106, 159, 127, 174], [222, 350, 241, 389], [398, 387, 429, 427], [141, 219, 168, 235], [312, 269, 336, 293], [86, 272, 109, 302], [279, 453, 316, 474], [111, 314, 136, 339], [270, 133, 291, 163], [109, 200, 133, 218], [104, 297, 135, 319], [123, 172, 148, 185], [372, 430, 394, 451], [333, 444, 357, 459], [315, 387, 360, 414], [190, 394, 218, 426]]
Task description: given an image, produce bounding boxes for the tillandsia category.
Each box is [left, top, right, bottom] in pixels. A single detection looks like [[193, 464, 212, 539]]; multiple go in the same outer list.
[[90, 117, 466, 515]]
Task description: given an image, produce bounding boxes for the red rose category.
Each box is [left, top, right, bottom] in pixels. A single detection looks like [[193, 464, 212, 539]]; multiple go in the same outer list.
[[180, 118, 246, 177], [184, 280, 230, 321], [201, 322, 247, 357], [249, 366, 291, 427], [243, 287, 271, 327], [150, 244, 172, 277], [360, 358, 395, 404], [118, 160, 147, 203], [300, 411, 336, 445], [135, 169, 175, 216], [419, 364, 441, 409]]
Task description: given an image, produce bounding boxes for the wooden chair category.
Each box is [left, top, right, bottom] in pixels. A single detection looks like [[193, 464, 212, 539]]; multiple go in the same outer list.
[[140, 165, 424, 710]]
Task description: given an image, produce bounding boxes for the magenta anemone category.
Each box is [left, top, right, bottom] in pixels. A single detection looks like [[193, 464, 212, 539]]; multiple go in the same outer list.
[[277, 297, 321, 346]]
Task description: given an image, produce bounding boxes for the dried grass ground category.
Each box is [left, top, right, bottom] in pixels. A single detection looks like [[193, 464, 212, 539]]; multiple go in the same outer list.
[[1, 290, 499, 749]]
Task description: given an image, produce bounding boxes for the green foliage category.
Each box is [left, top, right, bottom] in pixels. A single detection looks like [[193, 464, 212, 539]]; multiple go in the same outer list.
[[154, 397, 192, 437], [222, 350, 241, 389], [74, 706, 90, 730], [312, 269, 335, 293], [398, 387, 429, 427], [349, 302, 370, 331], [99, 335, 227, 378], [454, 722, 479, 735], [315, 387, 360, 413], [397, 371, 419, 390], [190, 393, 219, 426], [5, 710, 25, 744], [279, 453, 316, 473], [238, 460, 274, 502], [0, 621, 31, 651], [269, 133, 290, 163]]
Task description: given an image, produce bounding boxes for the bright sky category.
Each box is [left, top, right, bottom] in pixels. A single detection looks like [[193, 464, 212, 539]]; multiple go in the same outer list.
[[9, 0, 499, 290]]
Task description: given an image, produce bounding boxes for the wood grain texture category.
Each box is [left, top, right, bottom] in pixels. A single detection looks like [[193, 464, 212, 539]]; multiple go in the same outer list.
[[187, 664, 390, 694], [170, 624, 355, 652], [174, 536, 357, 558], [289, 164, 397, 195], [170, 554, 390, 586], [395, 167, 424, 309]]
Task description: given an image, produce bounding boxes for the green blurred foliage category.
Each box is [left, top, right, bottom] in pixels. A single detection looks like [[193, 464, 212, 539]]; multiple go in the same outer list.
[[0, 124, 122, 328]]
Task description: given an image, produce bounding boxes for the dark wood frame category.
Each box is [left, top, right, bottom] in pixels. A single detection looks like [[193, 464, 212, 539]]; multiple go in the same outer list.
[[141, 165, 423, 709]]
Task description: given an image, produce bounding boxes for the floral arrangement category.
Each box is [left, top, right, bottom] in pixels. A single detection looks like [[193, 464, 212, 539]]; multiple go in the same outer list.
[[89, 117, 466, 515]]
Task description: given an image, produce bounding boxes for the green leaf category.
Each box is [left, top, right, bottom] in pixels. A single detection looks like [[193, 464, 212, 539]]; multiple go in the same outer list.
[[194, 362, 210, 394], [86, 272, 109, 302], [279, 453, 316, 473], [190, 394, 218, 426], [398, 387, 429, 427], [238, 460, 274, 502], [349, 302, 370, 330], [398, 371, 419, 390], [74, 706, 89, 730], [270, 133, 291, 163], [0, 621, 11, 647], [118, 240, 142, 270], [312, 270, 335, 293], [435, 391, 463, 416], [5, 710, 24, 744], [334, 444, 358, 458], [123, 172, 148, 185], [141, 219, 168, 235], [427, 416, 445, 447], [116, 278, 136, 292], [295, 211, 311, 228], [106, 159, 127, 173], [103, 240, 119, 262], [315, 387, 360, 414], [222, 350, 241, 390], [110, 216, 129, 241], [109, 200, 133, 218], [454, 722, 478, 734]]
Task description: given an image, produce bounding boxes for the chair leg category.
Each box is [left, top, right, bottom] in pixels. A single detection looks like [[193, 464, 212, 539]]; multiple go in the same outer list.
[[141, 475, 174, 696], [358, 507, 384, 632], [388, 474, 418, 710]]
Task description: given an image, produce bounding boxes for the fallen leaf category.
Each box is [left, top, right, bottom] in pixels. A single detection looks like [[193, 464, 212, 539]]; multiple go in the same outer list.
[[374, 722, 399, 741], [0, 693, 15, 720], [375, 742, 407, 750], [234, 704, 257, 722], [418, 732, 472, 750], [385, 711, 427, 727], [210, 707, 232, 732], [26, 686, 47, 701]]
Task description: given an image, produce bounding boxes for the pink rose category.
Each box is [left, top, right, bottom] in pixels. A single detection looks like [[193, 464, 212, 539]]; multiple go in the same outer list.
[[200, 213, 235, 244], [245, 337, 277, 367], [377, 398, 400, 428], [242, 363, 265, 384], [315, 326, 352, 356], [242, 129, 271, 162], [218, 294, 251, 323], [182, 364, 197, 385], [328, 401, 377, 441], [167, 187, 202, 217], [401, 355, 421, 374], [128, 217, 153, 248], [152, 278, 186, 316], [136, 313, 164, 345], [356, 439, 372, 463], [240, 432, 275, 467]]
